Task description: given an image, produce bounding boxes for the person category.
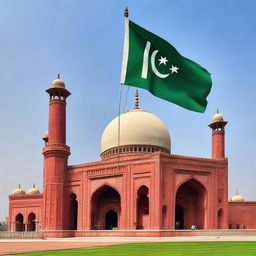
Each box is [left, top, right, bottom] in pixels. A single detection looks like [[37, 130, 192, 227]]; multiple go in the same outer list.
[[191, 225, 197, 230]]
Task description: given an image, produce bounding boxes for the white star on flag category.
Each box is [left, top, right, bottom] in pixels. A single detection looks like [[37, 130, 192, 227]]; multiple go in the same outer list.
[[158, 56, 168, 65], [170, 65, 179, 73]]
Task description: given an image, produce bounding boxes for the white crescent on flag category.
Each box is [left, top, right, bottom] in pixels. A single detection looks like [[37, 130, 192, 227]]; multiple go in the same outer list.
[[151, 50, 170, 78]]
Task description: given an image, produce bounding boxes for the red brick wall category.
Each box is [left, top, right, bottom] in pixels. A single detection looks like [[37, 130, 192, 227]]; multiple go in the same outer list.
[[228, 201, 256, 229]]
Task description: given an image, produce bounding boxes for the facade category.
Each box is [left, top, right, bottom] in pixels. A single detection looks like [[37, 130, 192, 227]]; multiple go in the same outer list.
[[8, 78, 256, 236]]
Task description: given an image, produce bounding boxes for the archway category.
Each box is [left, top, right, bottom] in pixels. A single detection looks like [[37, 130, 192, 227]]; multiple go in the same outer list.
[[217, 208, 223, 229], [91, 185, 121, 230], [175, 179, 206, 229], [27, 213, 36, 231], [67, 193, 78, 230], [15, 213, 25, 231], [162, 205, 167, 228], [136, 185, 149, 229], [105, 209, 118, 230], [175, 205, 184, 229]]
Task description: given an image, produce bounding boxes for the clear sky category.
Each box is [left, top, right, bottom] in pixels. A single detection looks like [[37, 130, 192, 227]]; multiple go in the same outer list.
[[0, 0, 255, 220]]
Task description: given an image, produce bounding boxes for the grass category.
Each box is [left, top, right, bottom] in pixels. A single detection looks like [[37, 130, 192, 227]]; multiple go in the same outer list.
[[17, 242, 256, 256]]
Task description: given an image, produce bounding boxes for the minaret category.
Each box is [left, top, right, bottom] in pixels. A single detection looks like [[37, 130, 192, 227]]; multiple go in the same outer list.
[[42, 75, 71, 230], [208, 110, 227, 159]]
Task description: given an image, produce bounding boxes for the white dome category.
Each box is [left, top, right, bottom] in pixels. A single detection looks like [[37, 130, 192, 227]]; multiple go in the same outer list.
[[27, 185, 40, 195], [52, 77, 65, 88], [212, 112, 224, 123], [11, 185, 25, 195], [44, 130, 48, 138], [231, 192, 244, 202], [101, 109, 171, 153]]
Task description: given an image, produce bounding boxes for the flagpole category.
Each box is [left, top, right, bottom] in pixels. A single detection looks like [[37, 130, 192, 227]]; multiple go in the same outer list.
[[117, 7, 129, 168], [123, 86, 130, 113], [117, 83, 122, 168]]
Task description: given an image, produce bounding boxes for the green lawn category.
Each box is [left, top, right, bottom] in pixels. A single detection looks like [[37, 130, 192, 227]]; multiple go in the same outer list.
[[17, 242, 256, 256]]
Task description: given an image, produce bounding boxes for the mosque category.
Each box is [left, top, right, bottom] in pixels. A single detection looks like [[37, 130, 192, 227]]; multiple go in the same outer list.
[[8, 77, 256, 237]]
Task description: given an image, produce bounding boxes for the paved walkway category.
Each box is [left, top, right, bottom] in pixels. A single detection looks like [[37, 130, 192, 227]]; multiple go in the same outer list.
[[1, 236, 256, 255], [0, 241, 125, 255]]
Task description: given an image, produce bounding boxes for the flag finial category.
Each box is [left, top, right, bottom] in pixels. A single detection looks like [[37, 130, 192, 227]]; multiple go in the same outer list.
[[134, 89, 139, 109], [124, 7, 129, 18], [57, 74, 60, 79]]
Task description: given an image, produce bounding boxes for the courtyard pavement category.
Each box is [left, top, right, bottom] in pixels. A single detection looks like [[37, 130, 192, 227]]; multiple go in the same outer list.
[[1, 236, 256, 255]]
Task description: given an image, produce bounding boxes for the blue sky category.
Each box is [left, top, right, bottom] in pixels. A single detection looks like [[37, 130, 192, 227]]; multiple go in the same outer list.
[[0, 0, 255, 220]]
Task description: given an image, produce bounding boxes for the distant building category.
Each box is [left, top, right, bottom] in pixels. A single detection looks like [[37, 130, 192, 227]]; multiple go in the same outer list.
[[8, 77, 256, 237]]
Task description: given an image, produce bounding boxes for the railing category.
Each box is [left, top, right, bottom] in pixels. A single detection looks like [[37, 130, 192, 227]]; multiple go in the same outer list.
[[1, 229, 256, 239], [0, 231, 43, 239]]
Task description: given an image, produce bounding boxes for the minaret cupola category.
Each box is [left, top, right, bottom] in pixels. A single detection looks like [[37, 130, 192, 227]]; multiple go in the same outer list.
[[209, 110, 228, 159]]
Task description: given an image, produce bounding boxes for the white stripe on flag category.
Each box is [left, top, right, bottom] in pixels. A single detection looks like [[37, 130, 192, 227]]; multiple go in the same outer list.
[[120, 18, 129, 84], [141, 41, 151, 79]]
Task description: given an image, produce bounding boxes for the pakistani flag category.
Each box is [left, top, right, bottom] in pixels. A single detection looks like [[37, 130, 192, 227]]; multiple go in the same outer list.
[[120, 20, 212, 113]]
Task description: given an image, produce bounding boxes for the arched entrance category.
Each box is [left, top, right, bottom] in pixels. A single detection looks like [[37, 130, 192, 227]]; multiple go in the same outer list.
[[67, 193, 78, 230], [175, 205, 184, 229], [91, 185, 121, 230], [136, 185, 149, 229], [27, 213, 36, 231], [15, 213, 25, 231], [175, 179, 206, 229], [217, 208, 223, 229], [105, 209, 118, 230], [162, 205, 167, 228]]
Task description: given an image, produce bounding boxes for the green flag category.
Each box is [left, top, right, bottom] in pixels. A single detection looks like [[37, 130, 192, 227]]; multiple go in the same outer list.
[[120, 20, 212, 113]]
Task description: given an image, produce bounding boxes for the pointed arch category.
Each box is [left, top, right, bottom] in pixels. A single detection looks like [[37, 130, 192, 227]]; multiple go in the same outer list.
[[67, 193, 78, 230], [105, 209, 118, 230], [91, 182, 121, 198], [175, 178, 207, 229], [90, 185, 121, 230], [15, 213, 25, 231], [176, 177, 207, 196], [217, 208, 224, 229], [162, 205, 167, 228], [175, 205, 184, 229], [27, 212, 36, 231], [136, 185, 149, 229]]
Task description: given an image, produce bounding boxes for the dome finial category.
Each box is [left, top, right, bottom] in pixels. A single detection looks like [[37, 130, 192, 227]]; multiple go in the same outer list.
[[57, 74, 60, 79], [18, 184, 21, 189], [134, 89, 139, 109], [124, 7, 129, 17], [217, 108, 219, 114]]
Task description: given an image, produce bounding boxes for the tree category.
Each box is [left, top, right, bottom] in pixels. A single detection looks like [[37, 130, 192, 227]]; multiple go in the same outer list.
[[0, 222, 8, 231]]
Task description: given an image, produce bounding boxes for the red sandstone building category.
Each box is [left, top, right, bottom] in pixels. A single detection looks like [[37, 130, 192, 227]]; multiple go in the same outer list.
[[8, 77, 256, 236]]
